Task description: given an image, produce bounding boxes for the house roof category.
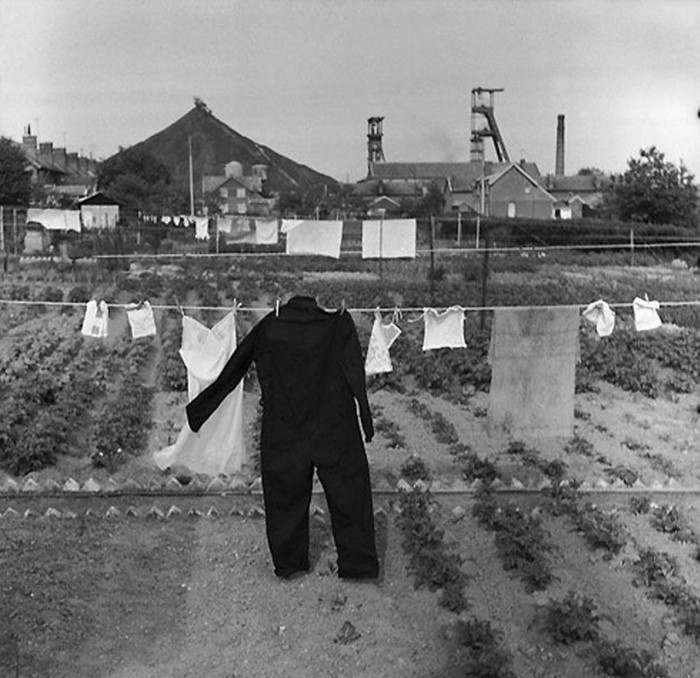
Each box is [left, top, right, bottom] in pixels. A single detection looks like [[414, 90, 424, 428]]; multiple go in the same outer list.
[[482, 163, 557, 201], [78, 191, 122, 206], [205, 174, 263, 196], [545, 174, 610, 193], [369, 195, 401, 207]]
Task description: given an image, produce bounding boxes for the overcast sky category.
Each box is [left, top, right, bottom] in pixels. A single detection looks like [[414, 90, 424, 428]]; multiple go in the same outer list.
[[1, 0, 698, 182]]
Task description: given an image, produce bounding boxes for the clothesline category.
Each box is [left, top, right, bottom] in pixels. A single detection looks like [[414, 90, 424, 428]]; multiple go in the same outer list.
[[89, 239, 700, 260], [1, 298, 699, 313]]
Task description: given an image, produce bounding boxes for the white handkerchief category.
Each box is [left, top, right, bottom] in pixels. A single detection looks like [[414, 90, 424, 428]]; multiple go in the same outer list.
[[582, 300, 615, 337], [126, 301, 157, 339], [633, 296, 662, 331], [422, 307, 466, 350], [81, 300, 109, 338]]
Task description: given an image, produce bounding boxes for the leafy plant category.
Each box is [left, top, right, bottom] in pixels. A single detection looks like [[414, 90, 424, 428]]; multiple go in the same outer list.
[[629, 495, 652, 515], [400, 454, 430, 482], [574, 503, 627, 557], [473, 486, 554, 592], [375, 416, 407, 449], [540, 590, 601, 645], [453, 618, 517, 678], [649, 504, 697, 543], [565, 433, 595, 458], [595, 639, 669, 678], [394, 489, 469, 613], [604, 465, 639, 487]]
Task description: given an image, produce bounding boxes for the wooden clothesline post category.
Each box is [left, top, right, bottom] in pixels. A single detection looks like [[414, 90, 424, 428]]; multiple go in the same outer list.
[[429, 215, 435, 305]]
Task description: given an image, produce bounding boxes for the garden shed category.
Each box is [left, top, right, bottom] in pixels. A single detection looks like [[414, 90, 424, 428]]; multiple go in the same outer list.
[[79, 192, 120, 229]]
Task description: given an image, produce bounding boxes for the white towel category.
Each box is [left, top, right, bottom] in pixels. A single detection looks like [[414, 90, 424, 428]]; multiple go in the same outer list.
[[26, 208, 82, 233], [216, 216, 233, 234], [582, 300, 615, 337], [422, 307, 466, 350], [633, 296, 662, 331], [254, 218, 279, 245], [285, 220, 343, 258], [362, 219, 416, 259], [194, 216, 209, 240]]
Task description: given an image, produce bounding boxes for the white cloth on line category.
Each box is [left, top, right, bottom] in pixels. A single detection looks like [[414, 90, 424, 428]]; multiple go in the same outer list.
[[362, 219, 416, 259], [26, 208, 82, 233], [216, 216, 233, 234], [153, 311, 245, 476], [633, 296, 662, 331], [81, 300, 109, 338], [126, 301, 157, 339], [225, 217, 255, 243], [285, 220, 343, 258], [254, 218, 279, 245], [365, 312, 402, 375], [582, 299, 615, 337], [280, 219, 304, 234], [194, 216, 209, 240], [422, 307, 466, 350]]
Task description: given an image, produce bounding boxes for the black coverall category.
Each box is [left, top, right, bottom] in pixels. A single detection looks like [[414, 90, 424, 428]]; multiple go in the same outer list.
[[187, 296, 379, 579]]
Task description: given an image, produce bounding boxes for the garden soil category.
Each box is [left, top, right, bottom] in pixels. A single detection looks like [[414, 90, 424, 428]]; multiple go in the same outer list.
[[2, 375, 699, 677]]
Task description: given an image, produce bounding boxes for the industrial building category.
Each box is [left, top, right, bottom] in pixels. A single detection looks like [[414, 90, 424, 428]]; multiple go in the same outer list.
[[355, 88, 608, 220]]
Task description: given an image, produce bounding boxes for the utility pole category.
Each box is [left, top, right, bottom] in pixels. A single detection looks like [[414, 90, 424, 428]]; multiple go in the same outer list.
[[188, 136, 195, 216]]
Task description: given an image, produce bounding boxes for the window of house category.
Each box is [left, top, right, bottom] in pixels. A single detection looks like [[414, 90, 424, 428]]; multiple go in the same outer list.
[[236, 188, 246, 198], [507, 202, 516, 218], [219, 188, 228, 198]]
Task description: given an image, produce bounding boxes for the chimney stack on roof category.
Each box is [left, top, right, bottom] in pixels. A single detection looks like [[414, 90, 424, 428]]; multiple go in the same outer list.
[[39, 142, 54, 166], [555, 114, 565, 176]]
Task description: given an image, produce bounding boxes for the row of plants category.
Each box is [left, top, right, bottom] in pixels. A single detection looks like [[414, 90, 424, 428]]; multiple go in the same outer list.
[[404, 399, 558, 593], [0, 314, 116, 474], [517, 439, 700, 650], [578, 327, 700, 398], [91, 335, 156, 471], [393, 477, 517, 677], [537, 590, 669, 677], [457, 440, 675, 675]]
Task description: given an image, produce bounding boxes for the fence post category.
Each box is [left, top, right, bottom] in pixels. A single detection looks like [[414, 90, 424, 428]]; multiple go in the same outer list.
[[429, 215, 435, 304], [630, 228, 634, 266], [479, 230, 491, 332], [12, 208, 18, 255], [457, 210, 462, 246]]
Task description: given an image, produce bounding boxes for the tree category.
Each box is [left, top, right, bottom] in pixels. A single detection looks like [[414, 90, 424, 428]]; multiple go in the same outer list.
[[0, 137, 32, 205], [603, 146, 697, 227], [97, 146, 187, 217], [411, 182, 446, 217]]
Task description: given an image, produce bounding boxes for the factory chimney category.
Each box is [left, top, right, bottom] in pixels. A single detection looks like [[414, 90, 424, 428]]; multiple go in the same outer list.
[[555, 114, 565, 176]]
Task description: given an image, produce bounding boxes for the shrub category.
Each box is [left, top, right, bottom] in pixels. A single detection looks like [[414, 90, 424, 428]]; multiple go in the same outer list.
[[66, 285, 91, 304]]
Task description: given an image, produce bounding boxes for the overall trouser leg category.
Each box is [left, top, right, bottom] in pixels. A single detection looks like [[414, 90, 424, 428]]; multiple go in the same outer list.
[[316, 452, 379, 579], [261, 450, 314, 577]]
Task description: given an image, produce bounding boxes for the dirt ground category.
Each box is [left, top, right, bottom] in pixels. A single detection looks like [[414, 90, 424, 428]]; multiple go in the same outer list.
[[2, 372, 699, 677]]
